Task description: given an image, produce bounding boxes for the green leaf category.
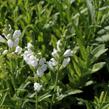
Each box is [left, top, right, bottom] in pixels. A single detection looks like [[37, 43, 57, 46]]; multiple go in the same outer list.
[[38, 92, 51, 102], [99, 91, 107, 104], [85, 100, 93, 109], [0, 35, 6, 43], [86, 0, 95, 23], [77, 38, 88, 61], [102, 103, 109, 109], [0, 92, 8, 106], [96, 34, 109, 42], [91, 62, 106, 73], [91, 44, 107, 62], [65, 89, 83, 95], [85, 80, 93, 86], [56, 89, 82, 101]]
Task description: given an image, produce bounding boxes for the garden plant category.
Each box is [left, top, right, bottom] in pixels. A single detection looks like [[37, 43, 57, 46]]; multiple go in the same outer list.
[[0, 0, 109, 109]]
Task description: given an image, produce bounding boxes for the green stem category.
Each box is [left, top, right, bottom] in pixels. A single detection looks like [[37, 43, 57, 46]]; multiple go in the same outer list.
[[33, 71, 38, 109], [35, 92, 38, 109], [51, 69, 60, 106], [54, 71, 59, 89], [54, 65, 61, 90], [10, 58, 16, 91], [50, 104, 52, 109]]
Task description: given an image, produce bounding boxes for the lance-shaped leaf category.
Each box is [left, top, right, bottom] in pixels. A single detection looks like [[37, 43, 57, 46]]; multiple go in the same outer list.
[[91, 44, 108, 63], [86, 0, 95, 23], [56, 89, 82, 101], [91, 62, 106, 73]]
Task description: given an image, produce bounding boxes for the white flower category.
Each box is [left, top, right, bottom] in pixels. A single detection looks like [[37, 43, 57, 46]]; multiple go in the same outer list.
[[30, 59, 38, 68], [6, 30, 21, 48], [62, 57, 70, 68], [13, 38, 19, 47], [63, 49, 73, 57], [24, 50, 33, 56], [15, 46, 22, 54], [7, 38, 19, 48], [47, 61, 54, 70], [2, 50, 8, 55], [50, 58, 57, 66], [29, 55, 36, 60], [47, 58, 57, 70], [34, 82, 42, 92], [51, 48, 58, 58], [23, 50, 38, 68], [24, 56, 30, 65], [41, 64, 47, 72], [27, 43, 33, 50], [13, 30, 21, 39], [23, 50, 33, 59], [29, 55, 39, 68], [37, 64, 47, 77], [39, 58, 46, 65], [7, 39, 14, 48]]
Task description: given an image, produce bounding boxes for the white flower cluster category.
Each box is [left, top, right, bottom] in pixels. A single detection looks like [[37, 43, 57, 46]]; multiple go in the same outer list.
[[0, 26, 74, 94], [32, 43, 72, 93], [62, 49, 73, 68], [51, 40, 61, 58], [23, 43, 47, 77], [1, 30, 22, 55], [7, 30, 21, 48], [48, 40, 73, 70], [34, 82, 42, 92], [47, 40, 61, 70], [23, 50, 39, 68], [37, 58, 47, 77]]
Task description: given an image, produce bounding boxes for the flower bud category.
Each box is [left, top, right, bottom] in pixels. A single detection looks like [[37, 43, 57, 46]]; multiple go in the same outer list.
[[63, 49, 73, 57], [62, 57, 70, 68], [30, 59, 38, 68], [37, 64, 47, 77], [47, 61, 54, 71], [15, 46, 22, 54], [13, 30, 21, 39], [50, 58, 57, 66], [39, 58, 46, 65], [51, 48, 59, 58], [27, 43, 33, 50], [7, 39, 14, 48], [14, 38, 19, 47], [34, 82, 42, 92], [47, 58, 57, 71]]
